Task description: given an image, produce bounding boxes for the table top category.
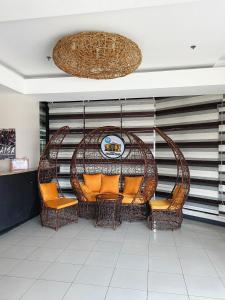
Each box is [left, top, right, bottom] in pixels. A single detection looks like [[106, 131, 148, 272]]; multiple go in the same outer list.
[[96, 193, 123, 201]]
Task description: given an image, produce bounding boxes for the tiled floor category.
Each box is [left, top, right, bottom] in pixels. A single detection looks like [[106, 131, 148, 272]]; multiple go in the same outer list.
[[0, 218, 225, 300]]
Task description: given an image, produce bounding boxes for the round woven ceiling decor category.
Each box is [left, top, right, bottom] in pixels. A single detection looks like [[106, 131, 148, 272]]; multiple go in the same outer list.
[[53, 31, 142, 79]]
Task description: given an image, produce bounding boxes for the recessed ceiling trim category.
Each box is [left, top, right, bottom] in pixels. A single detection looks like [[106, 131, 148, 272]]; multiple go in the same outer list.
[[0, 0, 198, 22]]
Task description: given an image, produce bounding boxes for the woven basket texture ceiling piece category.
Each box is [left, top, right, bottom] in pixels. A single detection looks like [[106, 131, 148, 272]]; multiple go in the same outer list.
[[53, 31, 142, 79]]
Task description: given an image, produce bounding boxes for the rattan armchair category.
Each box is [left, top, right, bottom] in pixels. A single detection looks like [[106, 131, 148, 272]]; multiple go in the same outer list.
[[148, 128, 190, 230], [38, 126, 78, 230]]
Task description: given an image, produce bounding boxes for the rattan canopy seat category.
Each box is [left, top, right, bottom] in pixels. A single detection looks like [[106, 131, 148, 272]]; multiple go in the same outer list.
[[148, 128, 190, 230], [38, 126, 78, 230], [70, 126, 158, 221]]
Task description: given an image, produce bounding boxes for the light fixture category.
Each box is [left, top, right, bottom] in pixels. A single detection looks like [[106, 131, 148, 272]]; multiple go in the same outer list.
[[53, 31, 142, 79]]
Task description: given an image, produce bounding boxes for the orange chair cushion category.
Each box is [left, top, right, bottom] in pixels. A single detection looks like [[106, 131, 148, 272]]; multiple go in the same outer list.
[[45, 198, 78, 209], [39, 182, 59, 202], [172, 185, 185, 207], [122, 194, 145, 204], [149, 199, 171, 210], [172, 184, 181, 199], [83, 174, 102, 192], [123, 176, 143, 194], [100, 174, 119, 194]]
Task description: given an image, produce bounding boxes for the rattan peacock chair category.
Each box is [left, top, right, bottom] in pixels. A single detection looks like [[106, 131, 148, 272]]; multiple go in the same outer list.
[[148, 127, 190, 230], [38, 126, 78, 230], [70, 126, 158, 221]]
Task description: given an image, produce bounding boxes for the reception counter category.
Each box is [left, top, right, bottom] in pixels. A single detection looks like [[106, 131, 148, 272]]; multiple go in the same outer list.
[[0, 169, 41, 233]]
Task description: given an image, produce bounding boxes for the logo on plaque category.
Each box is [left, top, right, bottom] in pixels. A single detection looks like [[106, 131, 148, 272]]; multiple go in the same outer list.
[[100, 135, 125, 158]]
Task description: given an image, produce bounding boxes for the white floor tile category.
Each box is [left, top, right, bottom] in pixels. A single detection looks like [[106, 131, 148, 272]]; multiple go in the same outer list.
[[0, 243, 10, 255], [41, 237, 72, 249], [0, 276, 34, 300], [93, 240, 123, 253], [148, 272, 187, 295], [125, 231, 149, 243], [21, 279, 70, 300], [40, 262, 81, 282], [149, 245, 178, 258], [149, 256, 182, 274], [189, 297, 223, 300], [27, 247, 63, 262], [150, 231, 175, 246], [180, 257, 218, 277], [85, 251, 118, 267], [0, 258, 21, 275], [116, 254, 148, 270], [174, 235, 203, 248], [57, 249, 90, 264], [0, 245, 36, 259], [121, 241, 149, 256], [106, 287, 147, 300], [75, 229, 102, 241], [16, 235, 49, 247], [111, 268, 147, 290], [100, 230, 126, 242], [2, 218, 225, 300], [75, 265, 114, 286], [63, 283, 107, 300], [148, 291, 189, 300], [0, 232, 26, 246], [67, 239, 96, 251], [177, 246, 208, 259], [185, 274, 225, 298], [8, 260, 50, 278]]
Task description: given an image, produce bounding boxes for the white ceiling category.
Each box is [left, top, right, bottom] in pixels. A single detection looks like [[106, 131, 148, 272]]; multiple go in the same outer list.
[[0, 0, 224, 78], [0, 0, 225, 99]]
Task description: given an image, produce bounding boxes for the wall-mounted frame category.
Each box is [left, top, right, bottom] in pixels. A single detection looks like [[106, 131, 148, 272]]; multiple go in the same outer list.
[[0, 129, 16, 160]]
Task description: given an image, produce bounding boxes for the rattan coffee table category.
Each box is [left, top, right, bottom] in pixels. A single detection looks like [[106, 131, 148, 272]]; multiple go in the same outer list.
[[95, 193, 123, 230]]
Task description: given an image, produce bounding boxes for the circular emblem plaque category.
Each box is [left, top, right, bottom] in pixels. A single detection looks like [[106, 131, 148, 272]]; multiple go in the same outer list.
[[100, 135, 125, 158]]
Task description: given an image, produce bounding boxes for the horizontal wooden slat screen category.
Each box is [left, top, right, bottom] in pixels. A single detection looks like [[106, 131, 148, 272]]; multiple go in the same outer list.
[[156, 94, 224, 222], [45, 94, 225, 223], [48, 98, 155, 198]]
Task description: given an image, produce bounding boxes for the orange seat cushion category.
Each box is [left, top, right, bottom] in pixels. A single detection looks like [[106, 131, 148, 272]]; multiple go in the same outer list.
[[39, 182, 59, 202], [83, 174, 102, 192], [149, 199, 171, 210], [123, 176, 143, 194], [122, 194, 145, 204], [45, 198, 78, 209], [100, 174, 119, 194]]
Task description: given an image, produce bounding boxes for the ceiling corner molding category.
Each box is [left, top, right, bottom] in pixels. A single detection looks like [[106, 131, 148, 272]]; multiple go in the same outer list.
[[0, 63, 24, 93]]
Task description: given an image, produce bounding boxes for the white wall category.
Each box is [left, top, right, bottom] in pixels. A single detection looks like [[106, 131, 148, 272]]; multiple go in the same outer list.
[[0, 92, 40, 170]]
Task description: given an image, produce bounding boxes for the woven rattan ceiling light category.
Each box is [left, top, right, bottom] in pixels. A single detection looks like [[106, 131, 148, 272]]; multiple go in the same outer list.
[[53, 31, 142, 79]]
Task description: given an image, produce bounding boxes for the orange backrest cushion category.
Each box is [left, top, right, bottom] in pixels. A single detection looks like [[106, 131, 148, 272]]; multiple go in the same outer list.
[[124, 176, 143, 194], [171, 185, 186, 208], [100, 174, 120, 194], [39, 182, 59, 202], [176, 186, 185, 200], [83, 173, 102, 192], [172, 184, 181, 199]]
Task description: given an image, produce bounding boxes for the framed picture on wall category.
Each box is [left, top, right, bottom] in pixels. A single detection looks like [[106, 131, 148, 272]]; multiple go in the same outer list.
[[0, 129, 16, 160]]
